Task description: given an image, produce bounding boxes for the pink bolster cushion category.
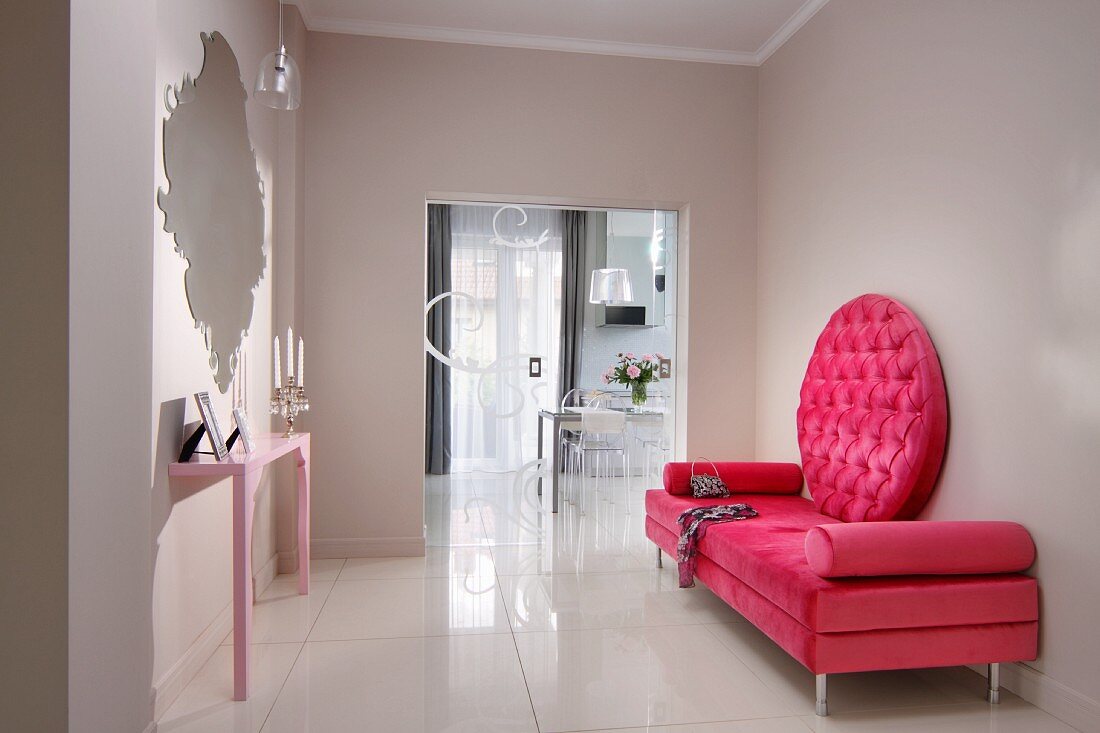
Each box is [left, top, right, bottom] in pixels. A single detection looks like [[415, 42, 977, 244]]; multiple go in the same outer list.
[[804, 521, 1036, 578], [662, 461, 803, 496]]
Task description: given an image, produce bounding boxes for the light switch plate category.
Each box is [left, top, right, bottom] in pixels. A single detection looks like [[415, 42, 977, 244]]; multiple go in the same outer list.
[[659, 358, 672, 379], [529, 357, 542, 378]]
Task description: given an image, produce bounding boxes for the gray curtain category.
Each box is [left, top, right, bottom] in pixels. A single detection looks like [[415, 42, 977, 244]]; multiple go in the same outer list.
[[559, 210, 587, 404], [425, 204, 452, 474]]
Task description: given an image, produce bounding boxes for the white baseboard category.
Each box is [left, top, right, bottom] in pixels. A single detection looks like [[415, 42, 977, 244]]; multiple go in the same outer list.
[[253, 551, 278, 597], [153, 603, 233, 720], [968, 662, 1099, 732], [150, 550, 297, 723], [277, 549, 299, 575], [312, 535, 426, 558]]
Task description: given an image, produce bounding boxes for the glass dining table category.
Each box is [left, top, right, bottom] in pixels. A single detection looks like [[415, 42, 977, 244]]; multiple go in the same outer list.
[[536, 406, 664, 513]]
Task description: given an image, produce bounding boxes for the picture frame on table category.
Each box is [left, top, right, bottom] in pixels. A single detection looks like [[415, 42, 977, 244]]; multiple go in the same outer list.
[[194, 391, 229, 461], [232, 407, 257, 454]]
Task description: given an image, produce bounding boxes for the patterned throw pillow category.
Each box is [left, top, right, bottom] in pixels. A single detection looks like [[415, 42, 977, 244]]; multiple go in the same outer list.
[[690, 460, 730, 498]]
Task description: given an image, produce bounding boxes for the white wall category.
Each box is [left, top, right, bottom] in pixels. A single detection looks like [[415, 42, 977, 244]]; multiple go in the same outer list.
[[757, 0, 1100, 720], [303, 34, 759, 553], [69, 0, 156, 729], [151, 0, 281, 694], [69, 0, 302, 728]]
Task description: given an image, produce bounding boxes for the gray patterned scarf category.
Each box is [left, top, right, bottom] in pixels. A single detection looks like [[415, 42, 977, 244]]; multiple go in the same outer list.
[[676, 504, 758, 588]]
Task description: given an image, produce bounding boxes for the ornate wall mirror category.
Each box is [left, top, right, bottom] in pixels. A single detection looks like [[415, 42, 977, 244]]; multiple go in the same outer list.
[[159, 31, 266, 393]]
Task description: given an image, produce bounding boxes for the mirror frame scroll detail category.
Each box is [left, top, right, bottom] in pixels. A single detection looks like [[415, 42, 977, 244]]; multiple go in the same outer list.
[[158, 31, 267, 393]]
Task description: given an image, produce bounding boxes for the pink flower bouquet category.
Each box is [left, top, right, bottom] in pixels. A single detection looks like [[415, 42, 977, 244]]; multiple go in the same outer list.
[[603, 352, 662, 406]]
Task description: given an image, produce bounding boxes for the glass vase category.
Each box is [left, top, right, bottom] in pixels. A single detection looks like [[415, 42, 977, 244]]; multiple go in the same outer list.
[[631, 381, 648, 408]]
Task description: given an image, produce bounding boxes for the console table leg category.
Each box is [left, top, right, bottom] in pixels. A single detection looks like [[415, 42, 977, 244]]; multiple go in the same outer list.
[[815, 674, 828, 716], [296, 446, 311, 595], [232, 472, 257, 701]]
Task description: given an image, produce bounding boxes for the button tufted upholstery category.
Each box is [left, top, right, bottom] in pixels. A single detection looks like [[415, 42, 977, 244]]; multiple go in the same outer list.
[[797, 294, 947, 522]]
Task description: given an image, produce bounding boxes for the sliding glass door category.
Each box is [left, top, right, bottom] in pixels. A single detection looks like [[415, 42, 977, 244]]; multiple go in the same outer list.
[[426, 203, 679, 484], [441, 205, 562, 473]]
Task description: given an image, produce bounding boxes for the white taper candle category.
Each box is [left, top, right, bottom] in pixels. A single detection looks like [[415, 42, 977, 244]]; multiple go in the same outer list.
[[274, 336, 281, 388], [287, 327, 294, 379], [298, 337, 304, 388]]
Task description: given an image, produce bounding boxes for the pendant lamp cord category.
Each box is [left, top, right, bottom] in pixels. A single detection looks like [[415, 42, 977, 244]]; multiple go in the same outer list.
[[278, 1, 284, 50]]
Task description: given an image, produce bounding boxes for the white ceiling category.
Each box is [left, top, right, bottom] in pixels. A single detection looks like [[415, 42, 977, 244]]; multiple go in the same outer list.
[[289, 0, 830, 65]]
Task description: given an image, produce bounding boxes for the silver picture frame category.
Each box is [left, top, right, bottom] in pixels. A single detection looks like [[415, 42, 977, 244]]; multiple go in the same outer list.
[[194, 391, 229, 461], [232, 407, 257, 454]]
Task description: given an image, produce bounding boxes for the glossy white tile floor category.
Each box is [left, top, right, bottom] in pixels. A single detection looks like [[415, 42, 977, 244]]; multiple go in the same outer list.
[[159, 471, 1080, 732]]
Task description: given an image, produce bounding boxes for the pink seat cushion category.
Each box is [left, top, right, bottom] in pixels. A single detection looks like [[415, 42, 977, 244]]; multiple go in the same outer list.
[[805, 521, 1036, 578], [646, 490, 1038, 633], [662, 461, 803, 496], [647, 518, 1038, 674], [797, 294, 948, 522]]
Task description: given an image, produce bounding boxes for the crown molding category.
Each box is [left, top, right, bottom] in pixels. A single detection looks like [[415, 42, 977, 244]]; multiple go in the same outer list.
[[284, 0, 315, 28], [754, 0, 831, 64], [286, 0, 828, 67]]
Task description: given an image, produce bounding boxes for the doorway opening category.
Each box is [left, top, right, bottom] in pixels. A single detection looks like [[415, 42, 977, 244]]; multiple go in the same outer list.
[[424, 201, 680, 525]]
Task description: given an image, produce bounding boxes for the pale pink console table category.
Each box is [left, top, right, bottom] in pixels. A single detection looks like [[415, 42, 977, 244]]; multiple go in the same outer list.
[[168, 432, 310, 701]]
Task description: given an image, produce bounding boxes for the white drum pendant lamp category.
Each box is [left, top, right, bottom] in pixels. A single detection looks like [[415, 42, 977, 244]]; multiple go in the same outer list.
[[589, 268, 634, 305]]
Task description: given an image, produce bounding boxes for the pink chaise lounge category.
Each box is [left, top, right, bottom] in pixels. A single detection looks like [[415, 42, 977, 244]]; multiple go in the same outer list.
[[646, 294, 1038, 716]]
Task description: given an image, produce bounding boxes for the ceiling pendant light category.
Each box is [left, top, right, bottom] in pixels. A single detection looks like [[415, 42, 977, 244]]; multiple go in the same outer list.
[[589, 212, 634, 305], [254, 1, 301, 110], [589, 268, 635, 305]]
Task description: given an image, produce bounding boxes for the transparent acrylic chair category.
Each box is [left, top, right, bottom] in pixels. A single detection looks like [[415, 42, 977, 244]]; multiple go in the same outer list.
[[560, 388, 609, 507], [633, 389, 670, 490], [577, 406, 629, 515]]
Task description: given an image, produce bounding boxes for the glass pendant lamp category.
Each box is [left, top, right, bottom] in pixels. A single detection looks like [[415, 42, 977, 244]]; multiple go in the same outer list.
[[254, 1, 301, 110], [589, 213, 634, 305], [589, 269, 634, 304]]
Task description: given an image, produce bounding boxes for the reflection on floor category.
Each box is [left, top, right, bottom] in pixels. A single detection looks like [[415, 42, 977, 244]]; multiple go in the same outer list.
[[159, 471, 1078, 732]]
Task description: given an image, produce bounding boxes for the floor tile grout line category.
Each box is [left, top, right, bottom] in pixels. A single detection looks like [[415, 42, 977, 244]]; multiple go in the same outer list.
[[328, 556, 349, 582], [495, 511, 544, 733], [542, 713, 809, 733], [299, 632, 517, 647], [508, 620, 724, 635], [256, 639, 306, 733], [257, 563, 344, 732], [475, 472, 548, 730], [698, 621, 806, 717]]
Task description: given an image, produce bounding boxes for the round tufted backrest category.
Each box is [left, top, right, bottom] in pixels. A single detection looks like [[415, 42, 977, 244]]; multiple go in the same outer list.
[[797, 294, 947, 522]]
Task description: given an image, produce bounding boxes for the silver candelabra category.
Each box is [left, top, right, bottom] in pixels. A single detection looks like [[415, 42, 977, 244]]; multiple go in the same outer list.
[[270, 375, 310, 436]]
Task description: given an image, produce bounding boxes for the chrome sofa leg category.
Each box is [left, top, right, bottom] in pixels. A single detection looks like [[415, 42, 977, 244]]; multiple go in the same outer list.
[[656, 546, 663, 568], [815, 674, 828, 716], [987, 663, 1001, 704]]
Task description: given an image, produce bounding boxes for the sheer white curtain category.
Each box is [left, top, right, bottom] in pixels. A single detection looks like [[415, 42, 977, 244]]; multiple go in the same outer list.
[[448, 205, 562, 473]]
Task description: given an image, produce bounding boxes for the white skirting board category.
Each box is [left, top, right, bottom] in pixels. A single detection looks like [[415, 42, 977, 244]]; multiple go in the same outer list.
[[153, 551, 279, 721], [968, 661, 1100, 732], [252, 551, 278, 598], [277, 548, 300, 575], [152, 603, 232, 721], [311, 535, 426, 558]]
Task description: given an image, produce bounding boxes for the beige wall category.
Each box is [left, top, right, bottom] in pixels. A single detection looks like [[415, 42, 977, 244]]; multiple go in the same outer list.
[[150, 0, 281, 693], [302, 34, 759, 549], [758, 0, 1100, 714], [1, 3, 69, 730], [68, 0, 299, 728], [69, 0, 156, 729]]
